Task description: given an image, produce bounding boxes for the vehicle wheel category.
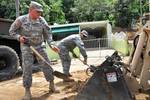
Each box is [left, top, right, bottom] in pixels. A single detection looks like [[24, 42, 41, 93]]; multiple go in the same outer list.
[[0, 45, 19, 81]]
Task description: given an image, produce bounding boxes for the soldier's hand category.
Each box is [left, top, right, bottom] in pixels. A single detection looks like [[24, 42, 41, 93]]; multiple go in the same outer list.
[[83, 58, 87, 65], [72, 53, 78, 58], [51, 45, 60, 53], [19, 36, 27, 43]]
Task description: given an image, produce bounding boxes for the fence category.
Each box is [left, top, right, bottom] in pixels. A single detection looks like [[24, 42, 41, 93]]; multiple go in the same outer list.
[[83, 38, 114, 58], [83, 38, 112, 49]]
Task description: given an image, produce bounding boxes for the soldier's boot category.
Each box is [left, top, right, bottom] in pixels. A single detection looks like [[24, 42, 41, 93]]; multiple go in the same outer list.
[[49, 81, 59, 93], [67, 73, 72, 77], [63, 77, 74, 82], [22, 88, 32, 100]]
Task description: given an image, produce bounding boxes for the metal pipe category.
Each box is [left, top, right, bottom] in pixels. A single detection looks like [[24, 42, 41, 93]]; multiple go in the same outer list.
[[15, 0, 20, 18]]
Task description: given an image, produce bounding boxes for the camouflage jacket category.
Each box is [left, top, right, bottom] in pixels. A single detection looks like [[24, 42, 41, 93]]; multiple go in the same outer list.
[[9, 14, 52, 46], [58, 34, 87, 58]]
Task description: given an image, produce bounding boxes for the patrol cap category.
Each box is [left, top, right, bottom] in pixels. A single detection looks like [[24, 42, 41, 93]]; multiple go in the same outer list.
[[81, 30, 88, 37], [29, 1, 43, 12]]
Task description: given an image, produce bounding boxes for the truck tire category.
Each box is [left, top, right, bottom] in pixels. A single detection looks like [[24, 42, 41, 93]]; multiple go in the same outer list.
[[0, 45, 19, 81]]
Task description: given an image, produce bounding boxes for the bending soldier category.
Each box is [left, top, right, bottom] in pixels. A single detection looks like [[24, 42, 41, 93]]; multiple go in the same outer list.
[[57, 30, 88, 82]]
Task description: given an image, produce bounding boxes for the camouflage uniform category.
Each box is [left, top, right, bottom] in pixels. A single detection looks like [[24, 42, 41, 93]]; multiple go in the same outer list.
[[9, 14, 54, 88], [58, 34, 87, 75]]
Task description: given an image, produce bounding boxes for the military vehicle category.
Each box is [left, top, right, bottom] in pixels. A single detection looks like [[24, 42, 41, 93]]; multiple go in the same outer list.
[[0, 18, 20, 80]]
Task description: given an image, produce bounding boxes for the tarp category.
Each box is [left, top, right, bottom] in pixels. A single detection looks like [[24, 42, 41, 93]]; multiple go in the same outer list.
[[51, 24, 79, 35]]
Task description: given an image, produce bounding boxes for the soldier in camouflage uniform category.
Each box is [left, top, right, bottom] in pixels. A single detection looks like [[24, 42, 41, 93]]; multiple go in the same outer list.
[[58, 30, 88, 82], [9, 1, 59, 100]]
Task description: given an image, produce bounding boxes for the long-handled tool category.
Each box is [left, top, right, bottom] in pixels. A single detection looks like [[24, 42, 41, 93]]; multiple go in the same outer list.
[[29, 46, 68, 79], [75, 57, 97, 75], [72, 52, 98, 75], [77, 57, 90, 67]]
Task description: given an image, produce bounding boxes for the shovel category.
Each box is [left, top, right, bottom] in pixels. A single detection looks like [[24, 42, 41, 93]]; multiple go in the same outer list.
[[29, 46, 68, 79]]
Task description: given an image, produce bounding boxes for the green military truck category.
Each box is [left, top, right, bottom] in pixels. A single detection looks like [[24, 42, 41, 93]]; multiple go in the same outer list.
[[0, 18, 20, 80]]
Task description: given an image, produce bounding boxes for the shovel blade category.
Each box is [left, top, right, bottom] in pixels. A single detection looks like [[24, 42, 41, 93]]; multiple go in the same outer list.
[[53, 71, 68, 79]]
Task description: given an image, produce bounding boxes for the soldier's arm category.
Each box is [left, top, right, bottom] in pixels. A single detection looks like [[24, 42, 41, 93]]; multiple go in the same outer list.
[[73, 37, 87, 60], [9, 18, 22, 41], [40, 17, 60, 52], [40, 17, 53, 45]]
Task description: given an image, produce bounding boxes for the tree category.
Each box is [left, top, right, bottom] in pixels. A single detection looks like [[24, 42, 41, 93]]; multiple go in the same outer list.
[[0, 0, 149, 28], [115, 0, 149, 28], [0, 0, 66, 24], [41, 0, 66, 24], [71, 0, 116, 24], [62, 0, 75, 23], [0, 0, 16, 19]]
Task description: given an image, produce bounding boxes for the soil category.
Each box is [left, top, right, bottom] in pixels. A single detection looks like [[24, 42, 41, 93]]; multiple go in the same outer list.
[[0, 70, 90, 100], [0, 70, 149, 100]]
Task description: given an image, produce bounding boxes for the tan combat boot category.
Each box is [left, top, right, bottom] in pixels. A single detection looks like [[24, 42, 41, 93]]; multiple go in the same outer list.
[[49, 81, 59, 93], [22, 88, 32, 100]]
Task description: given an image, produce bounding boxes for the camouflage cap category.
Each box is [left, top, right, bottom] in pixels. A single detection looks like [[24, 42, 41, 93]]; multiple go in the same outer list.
[[30, 1, 43, 12], [81, 30, 88, 37]]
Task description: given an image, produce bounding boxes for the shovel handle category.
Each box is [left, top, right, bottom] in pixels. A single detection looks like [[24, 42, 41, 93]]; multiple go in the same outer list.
[[30, 46, 50, 66], [78, 58, 90, 67], [30, 46, 68, 79]]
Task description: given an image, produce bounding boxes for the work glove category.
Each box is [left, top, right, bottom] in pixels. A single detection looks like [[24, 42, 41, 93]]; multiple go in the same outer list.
[[51, 45, 60, 53]]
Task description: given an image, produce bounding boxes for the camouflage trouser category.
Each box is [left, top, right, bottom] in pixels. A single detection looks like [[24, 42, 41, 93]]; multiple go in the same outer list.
[[21, 45, 54, 88], [58, 45, 71, 75]]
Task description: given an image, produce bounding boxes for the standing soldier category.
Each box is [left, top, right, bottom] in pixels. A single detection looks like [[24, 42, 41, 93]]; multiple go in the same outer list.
[[9, 1, 59, 100], [58, 30, 88, 82]]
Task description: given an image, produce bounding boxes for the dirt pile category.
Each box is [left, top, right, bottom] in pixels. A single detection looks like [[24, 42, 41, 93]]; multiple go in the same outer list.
[[56, 70, 90, 100]]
